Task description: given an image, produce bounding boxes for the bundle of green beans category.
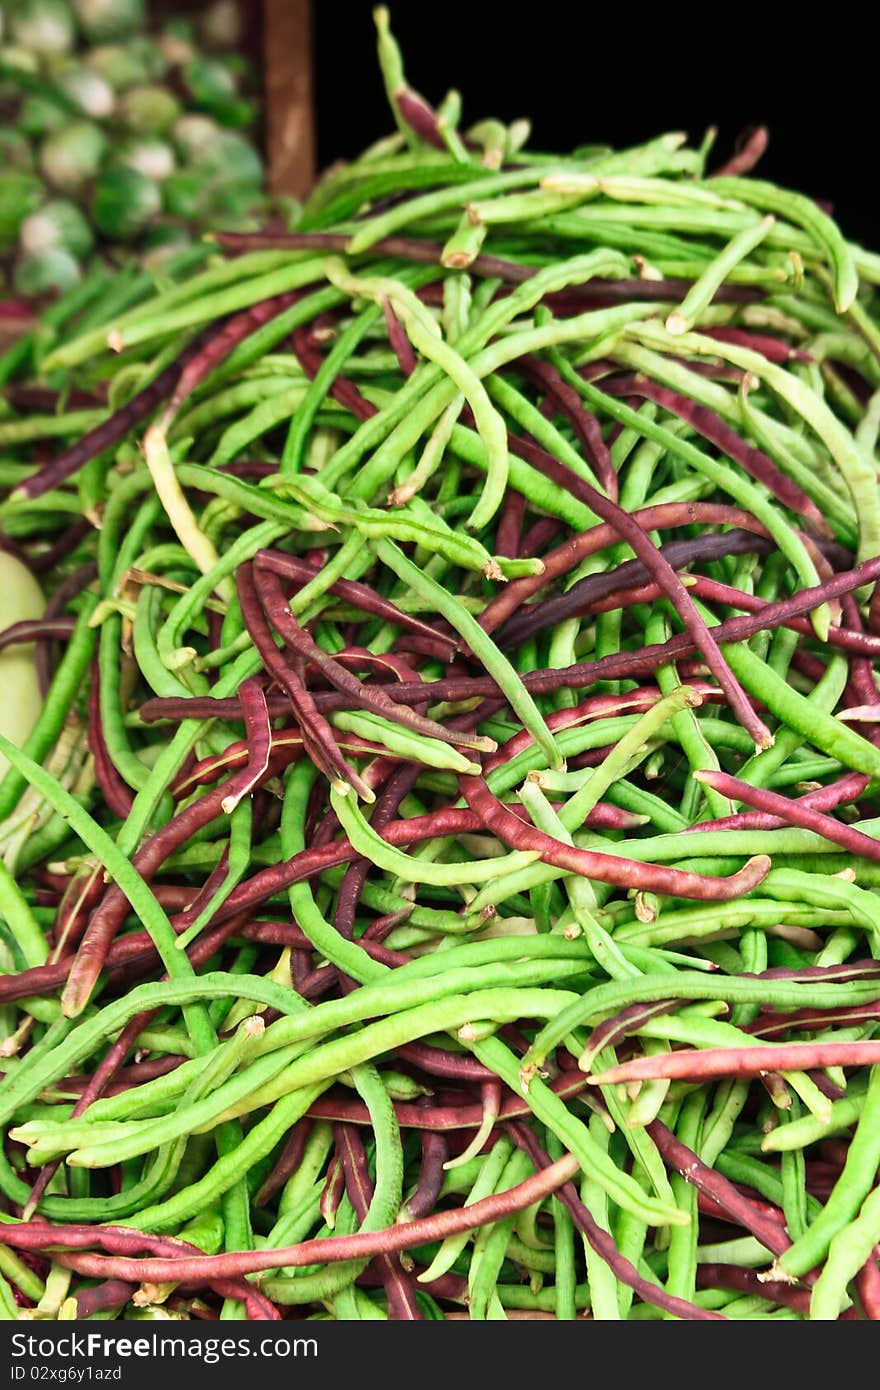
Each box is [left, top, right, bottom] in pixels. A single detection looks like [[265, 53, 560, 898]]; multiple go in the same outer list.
[[0, 0, 275, 298], [1, 6, 880, 1323]]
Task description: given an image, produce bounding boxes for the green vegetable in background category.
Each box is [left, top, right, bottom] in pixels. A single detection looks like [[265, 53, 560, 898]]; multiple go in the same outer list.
[[0, 171, 44, 247], [0, 0, 268, 293], [72, 0, 145, 42], [118, 134, 175, 183], [19, 197, 94, 259], [116, 82, 180, 134], [10, 0, 75, 55], [0, 125, 34, 169], [17, 90, 66, 135], [84, 40, 150, 89], [38, 119, 106, 192], [91, 163, 160, 238], [13, 242, 81, 294], [54, 60, 115, 117]]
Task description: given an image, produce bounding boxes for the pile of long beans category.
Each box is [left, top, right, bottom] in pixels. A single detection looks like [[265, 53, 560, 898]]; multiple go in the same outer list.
[[1, 8, 880, 1322]]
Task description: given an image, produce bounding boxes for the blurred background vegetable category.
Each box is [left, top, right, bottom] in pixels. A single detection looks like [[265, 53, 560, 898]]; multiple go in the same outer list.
[[0, 0, 277, 300]]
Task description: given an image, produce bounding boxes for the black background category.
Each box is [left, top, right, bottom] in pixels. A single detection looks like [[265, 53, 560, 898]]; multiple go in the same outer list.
[[314, 1, 876, 248]]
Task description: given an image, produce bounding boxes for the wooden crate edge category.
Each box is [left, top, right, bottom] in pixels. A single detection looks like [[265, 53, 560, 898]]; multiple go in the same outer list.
[[263, 0, 316, 201]]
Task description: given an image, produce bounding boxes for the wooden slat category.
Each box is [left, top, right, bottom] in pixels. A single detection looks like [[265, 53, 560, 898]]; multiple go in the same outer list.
[[263, 0, 316, 199]]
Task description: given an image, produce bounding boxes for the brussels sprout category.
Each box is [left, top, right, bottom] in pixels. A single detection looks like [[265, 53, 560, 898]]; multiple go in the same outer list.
[[158, 17, 197, 66], [18, 91, 67, 136], [71, 0, 146, 42], [182, 55, 254, 128], [141, 222, 192, 268], [183, 56, 237, 104], [0, 43, 41, 74], [55, 63, 115, 118], [187, 129, 262, 183], [20, 198, 94, 259], [202, 179, 265, 230], [0, 172, 46, 247], [171, 112, 222, 160], [85, 43, 149, 90], [39, 120, 107, 192], [10, 0, 75, 56], [216, 95, 256, 130], [200, 0, 242, 48], [117, 83, 181, 134], [215, 53, 255, 81], [91, 163, 161, 238], [141, 222, 191, 252], [163, 167, 263, 230], [0, 49, 32, 107], [161, 169, 201, 221], [126, 35, 167, 80], [161, 17, 196, 44], [14, 245, 81, 296], [0, 127, 35, 172], [118, 135, 175, 183]]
